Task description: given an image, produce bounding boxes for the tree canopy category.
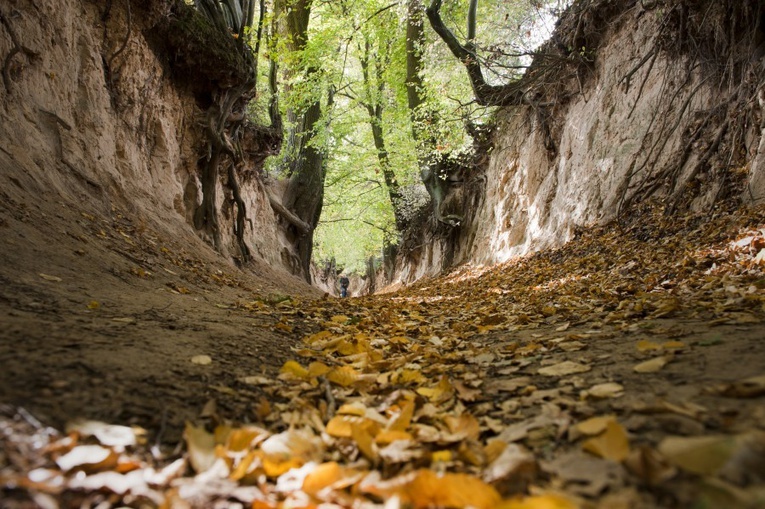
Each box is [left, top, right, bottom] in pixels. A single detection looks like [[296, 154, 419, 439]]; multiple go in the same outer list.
[[192, 0, 570, 275]]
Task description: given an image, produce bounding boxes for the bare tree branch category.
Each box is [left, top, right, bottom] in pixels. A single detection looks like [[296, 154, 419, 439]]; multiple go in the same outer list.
[[425, 0, 524, 106]]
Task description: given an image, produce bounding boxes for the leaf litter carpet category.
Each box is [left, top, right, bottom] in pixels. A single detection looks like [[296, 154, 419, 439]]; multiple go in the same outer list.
[[2, 206, 765, 508]]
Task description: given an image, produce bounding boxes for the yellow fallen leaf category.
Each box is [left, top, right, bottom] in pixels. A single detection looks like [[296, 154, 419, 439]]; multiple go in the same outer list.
[[575, 415, 616, 436], [409, 470, 501, 509], [331, 315, 349, 323], [351, 422, 377, 461], [337, 402, 366, 416], [87, 300, 100, 310], [308, 361, 331, 378], [416, 376, 454, 402], [305, 330, 332, 344], [582, 420, 630, 461], [496, 493, 580, 509], [375, 430, 413, 444], [431, 450, 453, 463], [229, 450, 262, 482], [396, 369, 426, 385], [326, 415, 378, 439], [662, 340, 686, 351], [262, 455, 302, 478], [388, 399, 415, 431], [327, 366, 360, 387], [637, 340, 661, 352], [279, 360, 309, 379], [484, 439, 508, 464], [633, 356, 669, 373]]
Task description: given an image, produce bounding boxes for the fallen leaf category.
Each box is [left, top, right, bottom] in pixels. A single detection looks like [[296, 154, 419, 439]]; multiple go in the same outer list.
[[66, 420, 138, 449], [496, 493, 580, 509], [55, 445, 118, 473], [39, 273, 62, 282], [482, 441, 537, 493], [191, 355, 212, 365], [538, 361, 591, 377], [360, 469, 501, 509], [623, 445, 677, 485], [636, 340, 661, 352], [633, 356, 669, 373], [575, 416, 616, 437], [279, 360, 309, 379], [183, 423, 217, 473], [717, 374, 765, 398], [582, 421, 630, 462], [582, 382, 624, 399], [327, 366, 360, 387], [657, 434, 738, 476], [239, 375, 273, 386]]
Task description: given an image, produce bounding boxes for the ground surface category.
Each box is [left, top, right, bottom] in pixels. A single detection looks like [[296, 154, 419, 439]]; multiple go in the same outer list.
[[1, 201, 765, 508]]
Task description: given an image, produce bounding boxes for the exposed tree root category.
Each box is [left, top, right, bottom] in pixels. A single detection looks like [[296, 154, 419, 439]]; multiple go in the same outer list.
[[0, 9, 39, 94], [226, 161, 251, 263], [616, 0, 765, 219], [105, 0, 132, 86]]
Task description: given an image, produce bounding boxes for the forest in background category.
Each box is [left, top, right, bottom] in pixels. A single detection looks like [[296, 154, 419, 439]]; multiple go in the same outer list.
[[184, 0, 570, 275]]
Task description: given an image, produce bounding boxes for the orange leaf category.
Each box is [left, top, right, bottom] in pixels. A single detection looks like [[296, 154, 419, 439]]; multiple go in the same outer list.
[[303, 462, 343, 495]]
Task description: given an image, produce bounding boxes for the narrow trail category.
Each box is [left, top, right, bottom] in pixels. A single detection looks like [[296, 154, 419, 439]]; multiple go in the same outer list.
[[2, 204, 765, 508]]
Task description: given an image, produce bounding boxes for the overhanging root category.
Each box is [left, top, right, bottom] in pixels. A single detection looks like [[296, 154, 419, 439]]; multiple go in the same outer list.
[[0, 10, 39, 94], [226, 161, 251, 263]]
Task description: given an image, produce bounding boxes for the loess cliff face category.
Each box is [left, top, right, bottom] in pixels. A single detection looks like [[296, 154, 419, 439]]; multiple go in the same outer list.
[[390, 0, 765, 282], [0, 0, 297, 275]]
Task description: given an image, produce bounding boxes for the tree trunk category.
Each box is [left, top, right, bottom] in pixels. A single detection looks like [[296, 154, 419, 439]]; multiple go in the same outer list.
[[361, 41, 407, 232], [270, 0, 332, 283], [406, 0, 459, 225]]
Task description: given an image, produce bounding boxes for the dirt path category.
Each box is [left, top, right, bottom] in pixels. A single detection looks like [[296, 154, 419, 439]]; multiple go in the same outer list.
[[1, 202, 765, 508]]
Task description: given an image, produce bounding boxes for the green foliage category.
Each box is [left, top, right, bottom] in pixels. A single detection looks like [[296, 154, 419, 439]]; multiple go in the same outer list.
[[255, 0, 569, 273]]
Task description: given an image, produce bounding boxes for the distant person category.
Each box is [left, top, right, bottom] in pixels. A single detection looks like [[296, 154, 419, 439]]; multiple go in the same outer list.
[[339, 275, 350, 298]]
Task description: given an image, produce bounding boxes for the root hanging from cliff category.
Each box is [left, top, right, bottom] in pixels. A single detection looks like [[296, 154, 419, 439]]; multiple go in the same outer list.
[[0, 9, 39, 94], [104, 0, 132, 87], [226, 161, 251, 264], [194, 83, 254, 258], [616, 0, 765, 218]]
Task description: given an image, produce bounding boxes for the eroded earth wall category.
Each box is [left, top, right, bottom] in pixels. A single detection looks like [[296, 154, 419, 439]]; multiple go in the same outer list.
[[394, 1, 765, 281], [0, 0, 294, 273]]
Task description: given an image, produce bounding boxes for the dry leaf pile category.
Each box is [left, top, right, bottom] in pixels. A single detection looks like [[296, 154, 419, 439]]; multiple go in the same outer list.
[[2, 207, 765, 508]]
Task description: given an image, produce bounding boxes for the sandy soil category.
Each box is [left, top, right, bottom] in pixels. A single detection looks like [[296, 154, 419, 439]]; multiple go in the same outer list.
[[0, 193, 320, 444]]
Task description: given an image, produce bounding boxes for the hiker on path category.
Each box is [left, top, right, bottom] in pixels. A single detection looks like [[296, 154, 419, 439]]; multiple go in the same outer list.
[[339, 275, 350, 298]]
